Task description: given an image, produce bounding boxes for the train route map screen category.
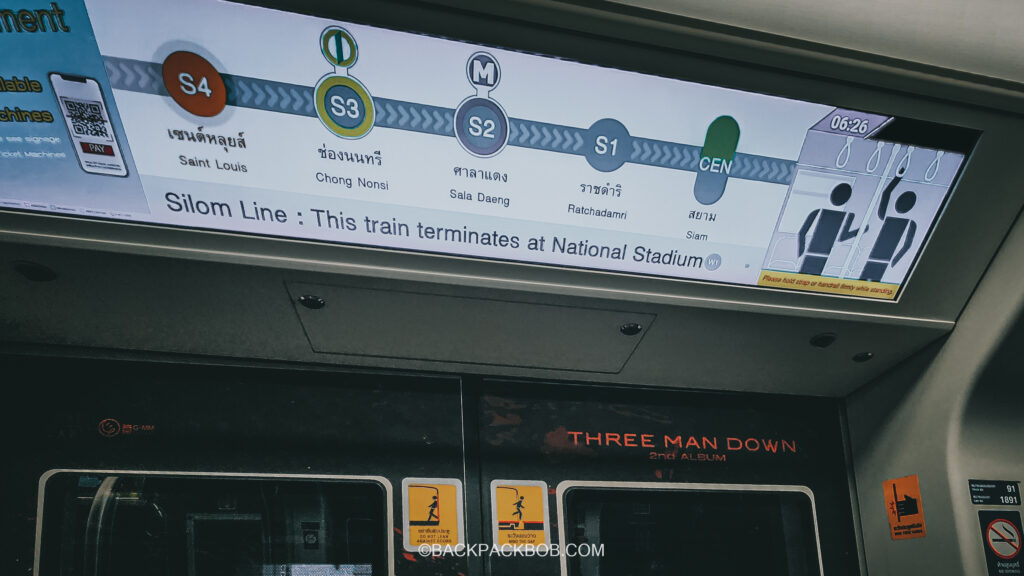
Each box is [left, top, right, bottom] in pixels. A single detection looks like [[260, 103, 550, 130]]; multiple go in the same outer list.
[[0, 0, 970, 299]]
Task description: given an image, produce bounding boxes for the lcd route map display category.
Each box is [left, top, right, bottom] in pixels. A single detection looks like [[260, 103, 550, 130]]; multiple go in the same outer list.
[[1, 0, 968, 300]]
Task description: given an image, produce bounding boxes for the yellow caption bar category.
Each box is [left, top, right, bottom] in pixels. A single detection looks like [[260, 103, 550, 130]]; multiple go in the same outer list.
[[758, 270, 898, 300]]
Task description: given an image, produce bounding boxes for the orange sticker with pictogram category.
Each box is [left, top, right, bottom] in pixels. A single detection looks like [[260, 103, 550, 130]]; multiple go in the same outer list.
[[491, 480, 550, 547], [402, 478, 464, 552], [884, 474, 926, 540]]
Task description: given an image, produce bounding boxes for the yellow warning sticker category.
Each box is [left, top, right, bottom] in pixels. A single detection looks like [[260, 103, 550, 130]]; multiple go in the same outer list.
[[402, 478, 465, 552], [758, 270, 898, 300], [884, 474, 927, 540], [491, 480, 550, 547]]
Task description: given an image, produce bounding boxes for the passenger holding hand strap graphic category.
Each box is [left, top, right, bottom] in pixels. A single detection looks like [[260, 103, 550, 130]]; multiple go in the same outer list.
[[859, 172, 917, 282]]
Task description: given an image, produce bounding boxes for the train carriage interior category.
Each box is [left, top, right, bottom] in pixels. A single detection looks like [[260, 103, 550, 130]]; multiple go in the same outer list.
[[2, 0, 1023, 575]]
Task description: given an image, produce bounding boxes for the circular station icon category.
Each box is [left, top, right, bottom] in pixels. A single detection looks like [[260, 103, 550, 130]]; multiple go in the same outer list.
[[986, 518, 1021, 560], [314, 26, 374, 139], [315, 75, 374, 138], [584, 118, 631, 172], [454, 97, 508, 157], [704, 253, 723, 271], [466, 52, 500, 92], [321, 27, 358, 68], [161, 51, 227, 117], [454, 52, 508, 157]]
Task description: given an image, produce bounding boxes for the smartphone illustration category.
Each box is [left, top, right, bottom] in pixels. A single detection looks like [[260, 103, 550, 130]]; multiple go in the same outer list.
[[48, 73, 128, 177]]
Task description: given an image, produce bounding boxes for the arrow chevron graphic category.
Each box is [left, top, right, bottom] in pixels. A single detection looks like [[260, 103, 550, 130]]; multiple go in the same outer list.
[[251, 81, 265, 106], [529, 125, 541, 146], [119, 61, 135, 90], [104, 60, 121, 85], [505, 120, 583, 154], [373, 99, 453, 135], [101, 55, 796, 185], [653, 143, 665, 163], [374, 100, 389, 124], [509, 120, 530, 145], [235, 78, 251, 103]]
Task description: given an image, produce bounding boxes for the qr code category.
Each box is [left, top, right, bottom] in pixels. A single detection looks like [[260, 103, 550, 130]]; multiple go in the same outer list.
[[62, 98, 110, 140]]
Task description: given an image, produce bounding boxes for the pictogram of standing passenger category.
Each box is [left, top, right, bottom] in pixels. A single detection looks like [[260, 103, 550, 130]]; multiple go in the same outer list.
[[797, 182, 867, 275], [513, 496, 525, 524], [859, 174, 916, 282], [427, 495, 439, 523]]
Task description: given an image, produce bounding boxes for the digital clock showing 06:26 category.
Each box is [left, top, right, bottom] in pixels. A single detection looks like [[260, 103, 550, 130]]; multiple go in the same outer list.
[[830, 115, 870, 134]]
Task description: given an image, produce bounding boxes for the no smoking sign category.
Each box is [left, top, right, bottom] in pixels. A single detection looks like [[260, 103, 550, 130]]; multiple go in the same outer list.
[[988, 519, 1021, 559], [979, 510, 1023, 576]]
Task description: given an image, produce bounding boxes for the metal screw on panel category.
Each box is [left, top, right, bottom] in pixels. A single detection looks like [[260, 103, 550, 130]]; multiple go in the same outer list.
[[619, 322, 643, 336], [852, 351, 874, 363], [297, 295, 326, 310]]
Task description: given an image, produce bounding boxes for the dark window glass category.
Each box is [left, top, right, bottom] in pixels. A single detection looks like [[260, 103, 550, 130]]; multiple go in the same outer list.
[[38, 473, 386, 576], [564, 487, 820, 576]]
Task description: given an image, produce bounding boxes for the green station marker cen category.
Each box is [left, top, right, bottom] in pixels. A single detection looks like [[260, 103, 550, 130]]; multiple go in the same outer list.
[[694, 115, 740, 205]]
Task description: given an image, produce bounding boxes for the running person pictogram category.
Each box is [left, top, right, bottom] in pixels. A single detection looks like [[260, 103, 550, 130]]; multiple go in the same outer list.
[[513, 496, 525, 523]]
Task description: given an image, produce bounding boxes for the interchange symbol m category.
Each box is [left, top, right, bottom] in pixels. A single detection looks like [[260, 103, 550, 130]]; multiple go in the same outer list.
[[471, 58, 497, 86]]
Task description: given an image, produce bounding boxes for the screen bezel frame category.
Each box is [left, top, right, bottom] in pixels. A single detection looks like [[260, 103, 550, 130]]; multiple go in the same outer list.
[[3, 0, 1022, 324], [12, 8, 977, 302]]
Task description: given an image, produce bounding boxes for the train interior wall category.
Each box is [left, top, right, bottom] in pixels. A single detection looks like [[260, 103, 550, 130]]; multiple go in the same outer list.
[[847, 206, 1024, 575]]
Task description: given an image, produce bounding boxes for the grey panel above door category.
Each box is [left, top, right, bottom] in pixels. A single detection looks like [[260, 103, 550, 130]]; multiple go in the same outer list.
[[288, 282, 656, 373]]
